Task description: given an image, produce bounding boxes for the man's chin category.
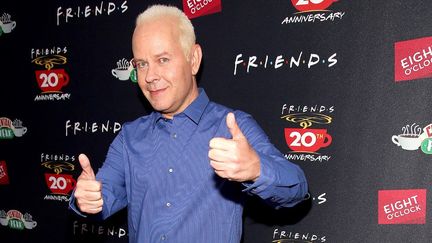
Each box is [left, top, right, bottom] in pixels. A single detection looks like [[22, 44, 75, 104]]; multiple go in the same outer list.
[[151, 104, 171, 114]]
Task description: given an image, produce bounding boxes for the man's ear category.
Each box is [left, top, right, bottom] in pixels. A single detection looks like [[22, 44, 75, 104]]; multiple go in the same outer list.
[[190, 44, 202, 75]]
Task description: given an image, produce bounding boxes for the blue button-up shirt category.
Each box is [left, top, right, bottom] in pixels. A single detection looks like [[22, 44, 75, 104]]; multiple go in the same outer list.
[[70, 88, 308, 243]]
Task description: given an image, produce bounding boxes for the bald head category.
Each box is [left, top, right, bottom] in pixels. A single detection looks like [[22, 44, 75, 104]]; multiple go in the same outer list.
[[135, 5, 196, 60]]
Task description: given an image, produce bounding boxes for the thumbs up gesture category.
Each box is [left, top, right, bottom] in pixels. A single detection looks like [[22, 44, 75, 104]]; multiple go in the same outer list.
[[209, 113, 261, 182], [74, 154, 103, 214]]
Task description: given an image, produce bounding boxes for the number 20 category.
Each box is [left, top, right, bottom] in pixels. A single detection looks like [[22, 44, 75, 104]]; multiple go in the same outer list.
[[289, 132, 316, 147], [296, 0, 325, 5], [39, 72, 59, 87], [48, 176, 67, 190]]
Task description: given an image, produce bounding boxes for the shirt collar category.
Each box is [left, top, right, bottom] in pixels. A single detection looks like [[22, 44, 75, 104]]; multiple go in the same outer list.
[[153, 88, 209, 125], [183, 88, 209, 124]]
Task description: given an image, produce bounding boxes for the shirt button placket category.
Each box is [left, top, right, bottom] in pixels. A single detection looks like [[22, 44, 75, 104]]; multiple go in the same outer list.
[[167, 129, 175, 228]]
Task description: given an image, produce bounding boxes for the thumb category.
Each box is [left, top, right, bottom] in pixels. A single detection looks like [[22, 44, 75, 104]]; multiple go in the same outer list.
[[226, 112, 244, 140], [78, 153, 95, 180]]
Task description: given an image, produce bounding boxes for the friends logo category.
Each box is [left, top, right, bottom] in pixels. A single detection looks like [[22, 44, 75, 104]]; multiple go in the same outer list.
[[378, 189, 426, 224], [0, 161, 9, 185], [73, 220, 127, 239], [395, 36, 432, 82], [0, 117, 27, 139], [391, 123, 432, 154], [31, 46, 71, 101], [281, 104, 334, 162], [282, 0, 345, 25], [273, 228, 326, 242], [0, 209, 37, 230], [65, 120, 122, 136], [233, 51, 337, 75], [56, 1, 128, 26], [182, 0, 222, 19], [41, 153, 76, 202], [0, 13, 16, 36]]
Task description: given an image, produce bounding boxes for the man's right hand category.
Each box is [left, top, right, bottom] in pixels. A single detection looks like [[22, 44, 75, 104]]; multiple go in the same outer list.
[[74, 153, 103, 214]]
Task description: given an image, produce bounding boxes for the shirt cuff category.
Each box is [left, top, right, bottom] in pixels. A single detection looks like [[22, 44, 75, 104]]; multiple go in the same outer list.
[[241, 152, 276, 199], [68, 189, 88, 218]]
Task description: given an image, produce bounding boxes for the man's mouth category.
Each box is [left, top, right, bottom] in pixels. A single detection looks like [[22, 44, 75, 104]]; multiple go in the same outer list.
[[148, 87, 167, 96]]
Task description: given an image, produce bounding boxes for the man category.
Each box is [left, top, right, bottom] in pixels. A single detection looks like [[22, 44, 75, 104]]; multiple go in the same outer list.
[[70, 4, 308, 243]]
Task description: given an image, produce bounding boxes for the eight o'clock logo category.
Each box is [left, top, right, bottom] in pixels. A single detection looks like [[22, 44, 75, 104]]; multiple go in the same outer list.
[[395, 36, 432, 82], [378, 189, 426, 224], [182, 0, 222, 19]]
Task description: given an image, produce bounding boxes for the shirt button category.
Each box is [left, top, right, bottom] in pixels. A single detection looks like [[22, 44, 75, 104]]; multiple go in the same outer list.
[[168, 168, 173, 173], [161, 235, 167, 241], [166, 202, 171, 207], [171, 133, 177, 138]]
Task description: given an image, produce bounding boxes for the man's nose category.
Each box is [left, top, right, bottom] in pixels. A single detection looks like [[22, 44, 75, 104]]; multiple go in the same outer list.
[[144, 64, 159, 83]]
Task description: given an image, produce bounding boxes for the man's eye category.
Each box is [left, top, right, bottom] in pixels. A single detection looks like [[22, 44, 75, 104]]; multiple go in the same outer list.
[[137, 62, 148, 69], [159, 58, 169, 64]]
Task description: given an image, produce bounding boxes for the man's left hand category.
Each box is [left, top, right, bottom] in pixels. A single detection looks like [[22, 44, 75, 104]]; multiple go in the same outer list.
[[209, 112, 261, 182]]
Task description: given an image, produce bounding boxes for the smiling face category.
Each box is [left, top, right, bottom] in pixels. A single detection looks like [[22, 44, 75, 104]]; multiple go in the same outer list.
[[132, 17, 202, 119]]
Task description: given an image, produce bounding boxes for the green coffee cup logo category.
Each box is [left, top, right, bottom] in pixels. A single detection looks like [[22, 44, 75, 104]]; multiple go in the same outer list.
[[421, 138, 432, 154]]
